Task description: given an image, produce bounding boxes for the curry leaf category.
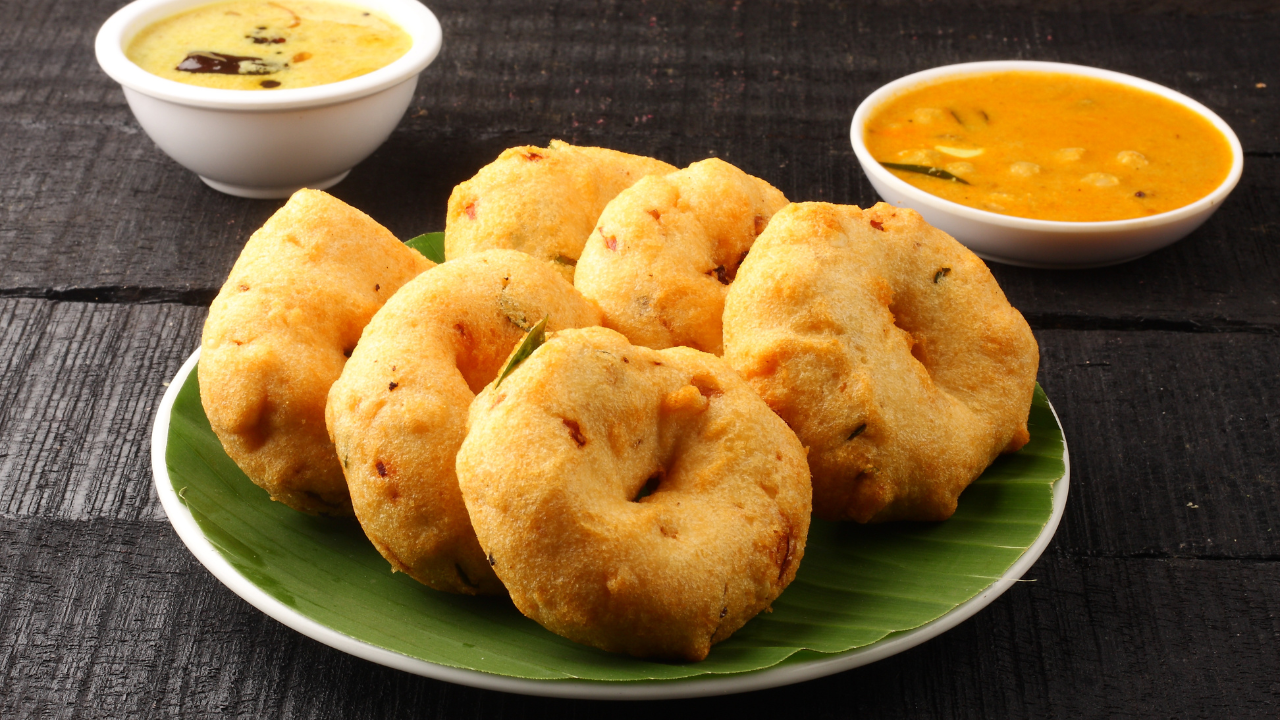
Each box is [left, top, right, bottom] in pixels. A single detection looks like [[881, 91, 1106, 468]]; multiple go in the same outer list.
[[494, 316, 547, 388], [880, 162, 971, 185]]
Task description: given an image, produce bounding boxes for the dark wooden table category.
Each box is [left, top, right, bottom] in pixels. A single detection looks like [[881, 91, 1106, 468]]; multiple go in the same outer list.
[[3, 0, 1278, 716]]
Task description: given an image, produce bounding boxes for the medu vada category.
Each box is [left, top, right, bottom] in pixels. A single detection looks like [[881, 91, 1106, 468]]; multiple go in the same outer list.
[[199, 189, 433, 515], [325, 250, 603, 594], [573, 158, 788, 355], [456, 326, 811, 660], [444, 140, 675, 281], [722, 202, 1039, 523]]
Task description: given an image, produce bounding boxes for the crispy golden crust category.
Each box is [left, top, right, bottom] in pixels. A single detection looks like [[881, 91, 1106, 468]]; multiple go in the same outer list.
[[199, 189, 433, 515], [723, 202, 1039, 523], [573, 158, 788, 355], [325, 250, 603, 594], [456, 326, 811, 660], [445, 140, 675, 281]]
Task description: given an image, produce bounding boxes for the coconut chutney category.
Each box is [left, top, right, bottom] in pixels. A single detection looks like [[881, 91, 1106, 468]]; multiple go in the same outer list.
[[126, 0, 411, 90]]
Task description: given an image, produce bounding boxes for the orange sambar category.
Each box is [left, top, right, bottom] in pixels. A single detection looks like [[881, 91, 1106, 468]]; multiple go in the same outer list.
[[863, 71, 1233, 222]]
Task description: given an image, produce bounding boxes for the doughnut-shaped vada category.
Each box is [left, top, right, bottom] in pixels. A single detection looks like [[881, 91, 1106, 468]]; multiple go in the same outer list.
[[326, 250, 603, 594], [200, 189, 433, 515], [723, 202, 1039, 523], [456, 326, 811, 660], [445, 140, 675, 281], [574, 158, 788, 355]]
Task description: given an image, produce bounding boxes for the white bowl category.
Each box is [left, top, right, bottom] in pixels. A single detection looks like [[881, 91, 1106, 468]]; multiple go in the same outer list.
[[850, 61, 1244, 268], [96, 0, 442, 198]]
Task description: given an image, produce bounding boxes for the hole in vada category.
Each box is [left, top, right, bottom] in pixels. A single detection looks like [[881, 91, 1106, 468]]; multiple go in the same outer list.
[[604, 235, 618, 251], [563, 418, 587, 447], [464, 201, 477, 220], [934, 267, 951, 283], [342, 347, 353, 358], [848, 423, 867, 441], [634, 470, 664, 501], [376, 460, 388, 477], [869, 219, 885, 231]]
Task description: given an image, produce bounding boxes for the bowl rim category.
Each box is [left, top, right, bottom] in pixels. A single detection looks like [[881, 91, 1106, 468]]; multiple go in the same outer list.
[[95, 0, 442, 111], [850, 60, 1244, 234]]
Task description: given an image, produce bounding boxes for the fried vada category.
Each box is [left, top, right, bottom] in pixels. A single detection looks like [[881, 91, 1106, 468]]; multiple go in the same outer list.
[[326, 250, 603, 594], [199, 189, 433, 515], [445, 140, 675, 281], [722, 202, 1039, 523], [457, 326, 811, 660], [573, 158, 788, 355]]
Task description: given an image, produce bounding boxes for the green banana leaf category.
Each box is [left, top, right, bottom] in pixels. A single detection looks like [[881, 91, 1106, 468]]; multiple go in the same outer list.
[[406, 232, 446, 263], [166, 366, 1062, 681]]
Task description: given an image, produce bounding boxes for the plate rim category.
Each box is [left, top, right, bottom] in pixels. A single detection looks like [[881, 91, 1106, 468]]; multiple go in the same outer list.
[[151, 347, 1071, 700]]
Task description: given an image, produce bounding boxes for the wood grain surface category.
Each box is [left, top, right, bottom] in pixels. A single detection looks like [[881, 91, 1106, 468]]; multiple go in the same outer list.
[[1, 0, 1277, 716]]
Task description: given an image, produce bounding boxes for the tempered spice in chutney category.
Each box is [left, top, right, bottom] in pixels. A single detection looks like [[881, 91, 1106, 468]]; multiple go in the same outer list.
[[863, 71, 1234, 222], [126, 0, 411, 90]]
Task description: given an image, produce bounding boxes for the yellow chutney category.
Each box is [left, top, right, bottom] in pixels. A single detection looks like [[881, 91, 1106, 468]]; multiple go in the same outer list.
[[126, 1, 411, 90], [863, 71, 1233, 222]]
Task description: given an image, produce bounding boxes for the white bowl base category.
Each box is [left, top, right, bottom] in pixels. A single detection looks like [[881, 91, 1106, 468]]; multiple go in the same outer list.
[[199, 170, 351, 199]]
